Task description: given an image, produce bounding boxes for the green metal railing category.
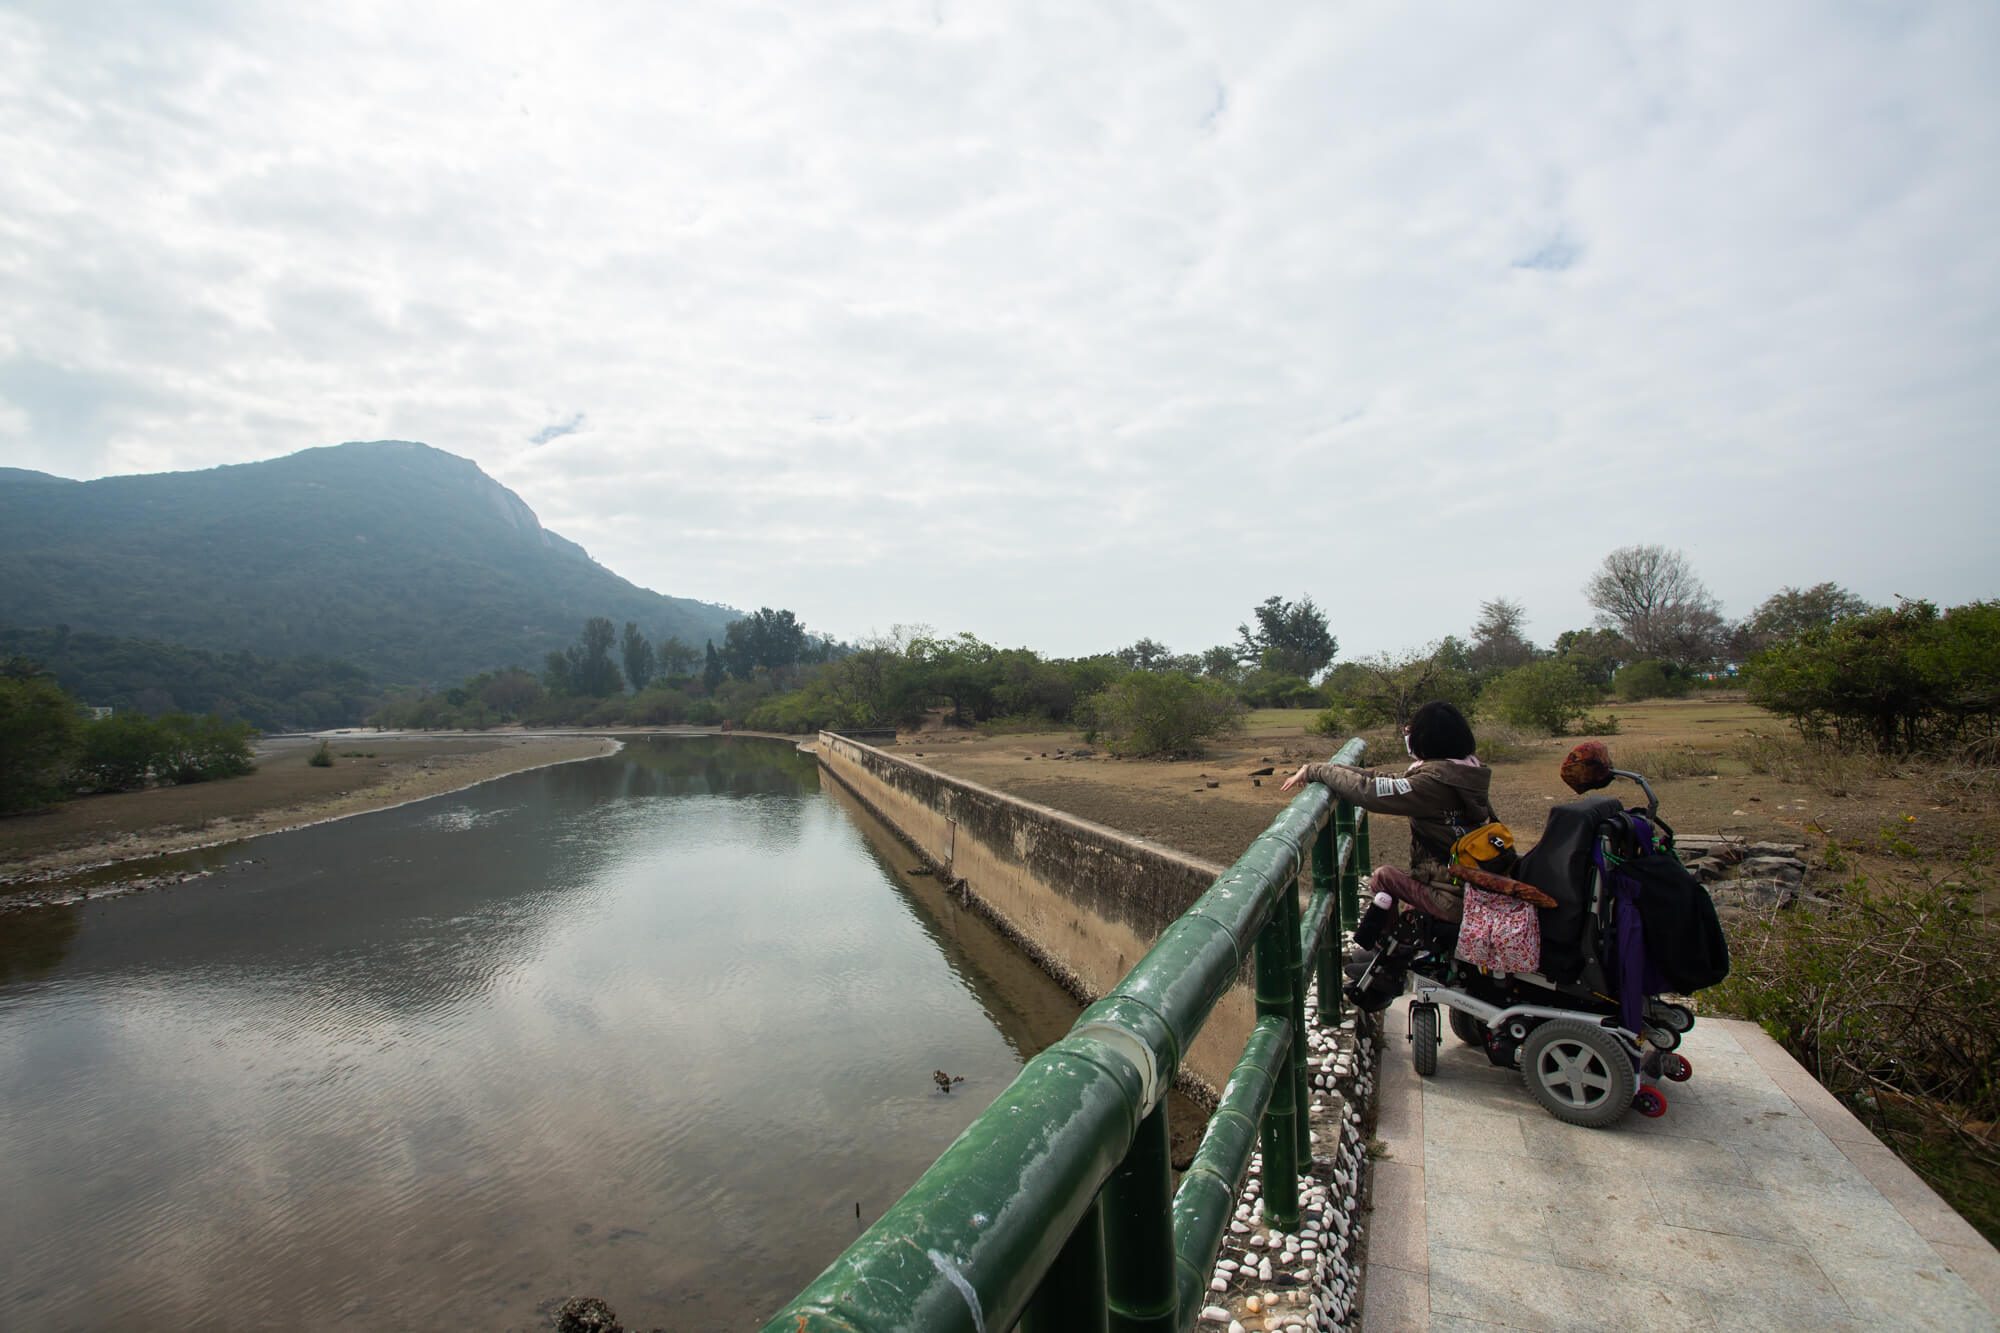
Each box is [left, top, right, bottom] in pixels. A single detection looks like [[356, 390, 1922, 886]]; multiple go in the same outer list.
[[760, 739, 1370, 1333]]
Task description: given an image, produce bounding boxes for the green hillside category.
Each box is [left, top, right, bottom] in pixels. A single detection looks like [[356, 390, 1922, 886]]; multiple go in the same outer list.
[[0, 441, 738, 685]]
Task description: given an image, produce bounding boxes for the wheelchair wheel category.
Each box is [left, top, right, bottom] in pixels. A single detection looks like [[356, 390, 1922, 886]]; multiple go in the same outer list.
[[1448, 1007, 1488, 1047], [1632, 1085, 1669, 1118], [1521, 1020, 1637, 1128], [1654, 1001, 1695, 1033], [1411, 1003, 1440, 1077], [1661, 1052, 1693, 1082]]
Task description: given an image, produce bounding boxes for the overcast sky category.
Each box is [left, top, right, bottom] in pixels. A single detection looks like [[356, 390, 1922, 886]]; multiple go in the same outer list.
[[3, 1, 1994, 660]]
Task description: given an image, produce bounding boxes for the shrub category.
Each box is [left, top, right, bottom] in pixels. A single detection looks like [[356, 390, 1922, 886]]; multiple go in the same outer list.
[[153, 714, 257, 784], [1612, 659, 1687, 702], [0, 677, 82, 812], [1479, 660, 1596, 735], [1745, 598, 2000, 752], [76, 714, 171, 791], [307, 740, 335, 767], [1307, 707, 1346, 738], [1086, 672, 1244, 758], [1236, 670, 1325, 710], [627, 687, 694, 726]]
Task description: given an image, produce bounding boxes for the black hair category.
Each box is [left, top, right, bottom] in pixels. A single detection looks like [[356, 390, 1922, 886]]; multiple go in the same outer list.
[[1406, 700, 1476, 760]]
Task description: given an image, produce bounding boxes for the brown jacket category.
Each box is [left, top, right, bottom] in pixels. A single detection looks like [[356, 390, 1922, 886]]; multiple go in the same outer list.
[[1301, 757, 1498, 911]]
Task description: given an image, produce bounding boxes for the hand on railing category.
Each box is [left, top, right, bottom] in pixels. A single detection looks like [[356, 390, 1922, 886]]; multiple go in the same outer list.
[[1278, 763, 1313, 794]]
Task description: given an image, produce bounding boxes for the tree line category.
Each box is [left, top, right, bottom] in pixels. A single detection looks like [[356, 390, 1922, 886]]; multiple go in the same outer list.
[[356, 546, 1963, 759], [0, 661, 257, 814]]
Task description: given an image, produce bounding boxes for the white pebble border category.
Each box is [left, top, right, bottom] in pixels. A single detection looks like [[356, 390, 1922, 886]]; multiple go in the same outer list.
[[1196, 966, 1377, 1333]]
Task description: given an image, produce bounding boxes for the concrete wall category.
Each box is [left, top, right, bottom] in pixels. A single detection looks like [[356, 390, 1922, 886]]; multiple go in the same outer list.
[[815, 731, 1255, 1096]]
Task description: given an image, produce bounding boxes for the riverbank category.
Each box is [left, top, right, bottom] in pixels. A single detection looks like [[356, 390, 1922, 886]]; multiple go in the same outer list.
[[0, 731, 621, 895]]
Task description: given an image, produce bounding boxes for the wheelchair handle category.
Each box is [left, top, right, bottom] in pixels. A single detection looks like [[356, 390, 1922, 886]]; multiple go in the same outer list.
[[1609, 768, 1658, 817]]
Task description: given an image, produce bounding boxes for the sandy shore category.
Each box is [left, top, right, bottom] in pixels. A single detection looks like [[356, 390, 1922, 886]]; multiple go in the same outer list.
[[0, 732, 622, 893]]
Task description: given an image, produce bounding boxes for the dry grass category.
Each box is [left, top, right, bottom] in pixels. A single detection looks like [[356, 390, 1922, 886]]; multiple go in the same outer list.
[[1616, 746, 1719, 782]]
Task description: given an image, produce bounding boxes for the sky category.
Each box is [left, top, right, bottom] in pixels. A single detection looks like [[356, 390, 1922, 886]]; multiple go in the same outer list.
[[2, 1, 1995, 661]]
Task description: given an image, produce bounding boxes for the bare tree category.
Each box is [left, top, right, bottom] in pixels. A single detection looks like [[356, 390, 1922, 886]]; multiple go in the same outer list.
[[1470, 597, 1535, 671], [1584, 545, 1726, 667]]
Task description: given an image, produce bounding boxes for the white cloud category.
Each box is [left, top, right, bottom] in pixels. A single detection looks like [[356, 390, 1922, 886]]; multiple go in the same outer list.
[[2, 0, 1994, 657]]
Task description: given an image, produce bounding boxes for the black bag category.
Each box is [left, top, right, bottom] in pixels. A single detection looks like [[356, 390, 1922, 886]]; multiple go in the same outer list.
[[1622, 851, 1731, 993]]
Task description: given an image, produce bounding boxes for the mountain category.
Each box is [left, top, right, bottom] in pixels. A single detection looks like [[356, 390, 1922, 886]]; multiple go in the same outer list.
[[0, 441, 740, 684]]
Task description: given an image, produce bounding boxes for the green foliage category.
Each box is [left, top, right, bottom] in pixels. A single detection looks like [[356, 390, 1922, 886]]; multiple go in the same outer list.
[[702, 641, 724, 693], [1713, 864, 2000, 1244], [1743, 582, 1874, 648], [76, 714, 172, 790], [1236, 670, 1325, 709], [67, 710, 257, 789], [1237, 595, 1338, 680], [620, 622, 656, 693], [567, 616, 624, 697], [1551, 627, 1630, 688], [0, 676, 82, 812], [1480, 659, 1597, 735], [1086, 671, 1244, 758], [1323, 643, 1476, 727], [1612, 659, 1690, 702], [723, 607, 812, 680], [657, 635, 699, 676], [1745, 599, 2000, 752], [150, 714, 258, 784], [0, 441, 739, 686], [0, 624, 374, 731], [308, 740, 335, 767], [1307, 707, 1346, 738]]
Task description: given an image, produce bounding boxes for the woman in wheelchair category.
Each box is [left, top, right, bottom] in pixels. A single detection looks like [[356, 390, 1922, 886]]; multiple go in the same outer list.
[[1280, 699, 1498, 925]]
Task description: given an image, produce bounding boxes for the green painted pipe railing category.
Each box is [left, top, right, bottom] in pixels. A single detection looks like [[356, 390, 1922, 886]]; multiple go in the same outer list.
[[762, 738, 1369, 1333]]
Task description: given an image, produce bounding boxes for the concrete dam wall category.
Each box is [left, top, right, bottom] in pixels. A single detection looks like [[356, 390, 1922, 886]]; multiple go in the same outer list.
[[814, 731, 1255, 1095]]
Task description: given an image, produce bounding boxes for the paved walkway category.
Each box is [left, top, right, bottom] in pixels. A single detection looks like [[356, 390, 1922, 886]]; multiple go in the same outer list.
[[1361, 998, 2000, 1332]]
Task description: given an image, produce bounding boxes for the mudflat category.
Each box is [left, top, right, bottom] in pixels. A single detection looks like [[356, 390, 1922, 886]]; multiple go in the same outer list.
[[0, 731, 619, 889]]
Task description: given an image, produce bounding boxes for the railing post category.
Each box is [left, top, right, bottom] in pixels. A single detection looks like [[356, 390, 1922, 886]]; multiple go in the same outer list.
[[1281, 867, 1311, 1165], [1102, 1101, 1179, 1332], [1313, 818, 1342, 1024], [1253, 914, 1301, 1231], [1336, 802, 1361, 936], [1019, 1196, 1109, 1333]]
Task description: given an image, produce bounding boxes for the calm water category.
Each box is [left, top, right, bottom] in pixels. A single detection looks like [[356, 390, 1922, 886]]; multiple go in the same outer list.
[[0, 737, 1082, 1332]]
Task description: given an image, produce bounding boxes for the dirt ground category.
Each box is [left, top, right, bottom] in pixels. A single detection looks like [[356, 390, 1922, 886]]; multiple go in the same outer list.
[[890, 698, 2000, 887], [0, 732, 619, 891]]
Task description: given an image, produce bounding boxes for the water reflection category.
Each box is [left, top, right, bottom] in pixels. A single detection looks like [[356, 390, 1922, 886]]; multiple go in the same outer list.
[[0, 904, 78, 984], [0, 737, 1081, 1332]]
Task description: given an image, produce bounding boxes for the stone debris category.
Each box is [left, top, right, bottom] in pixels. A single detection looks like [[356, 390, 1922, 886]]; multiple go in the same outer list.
[[1198, 953, 1374, 1331], [1676, 833, 1819, 915]]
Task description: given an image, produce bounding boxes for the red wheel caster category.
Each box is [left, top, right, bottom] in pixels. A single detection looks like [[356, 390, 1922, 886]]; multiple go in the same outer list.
[[1632, 1084, 1668, 1118]]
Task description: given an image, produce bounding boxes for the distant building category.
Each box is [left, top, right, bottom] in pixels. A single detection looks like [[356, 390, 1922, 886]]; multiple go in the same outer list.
[[90, 706, 114, 720]]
